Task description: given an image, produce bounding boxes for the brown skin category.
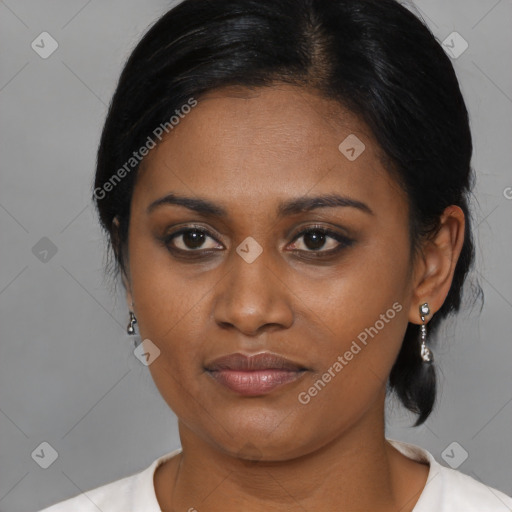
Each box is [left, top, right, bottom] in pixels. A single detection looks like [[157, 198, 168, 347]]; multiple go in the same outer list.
[[116, 84, 465, 510]]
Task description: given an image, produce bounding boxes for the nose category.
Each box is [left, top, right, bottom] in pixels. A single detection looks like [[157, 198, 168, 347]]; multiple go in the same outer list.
[[212, 247, 294, 337]]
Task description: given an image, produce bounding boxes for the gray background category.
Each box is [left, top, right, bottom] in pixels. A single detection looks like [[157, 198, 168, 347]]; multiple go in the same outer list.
[[0, 1, 511, 510]]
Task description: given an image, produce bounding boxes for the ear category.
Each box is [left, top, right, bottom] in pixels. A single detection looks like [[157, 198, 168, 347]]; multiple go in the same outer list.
[[112, 216, 134, 311], [408, 205, 465, 324]]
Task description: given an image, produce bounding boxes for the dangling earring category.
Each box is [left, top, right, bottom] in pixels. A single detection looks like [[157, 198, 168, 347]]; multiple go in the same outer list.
[[127, 311, 137, 335], [419, 302, 433, 363]]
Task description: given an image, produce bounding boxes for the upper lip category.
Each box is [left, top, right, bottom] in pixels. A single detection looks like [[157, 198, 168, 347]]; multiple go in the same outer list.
[[205, 352, 307, 372]]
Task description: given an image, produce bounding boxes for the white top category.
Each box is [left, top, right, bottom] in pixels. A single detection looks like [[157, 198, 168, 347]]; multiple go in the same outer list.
[[38, 439, 512, 511]]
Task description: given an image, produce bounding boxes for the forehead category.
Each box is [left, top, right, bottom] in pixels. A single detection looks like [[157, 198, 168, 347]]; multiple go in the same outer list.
[[133, 84, 405, 218]]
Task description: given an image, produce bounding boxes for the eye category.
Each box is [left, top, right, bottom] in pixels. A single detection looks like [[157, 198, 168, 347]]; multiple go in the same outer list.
[[288, 226, 354, 256], [163, 226, 223, 252], [161, 224, 354, 258]]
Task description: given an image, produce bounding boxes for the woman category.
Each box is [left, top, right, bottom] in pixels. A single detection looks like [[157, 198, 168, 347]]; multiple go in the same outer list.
[[39, 0, 512, 510]]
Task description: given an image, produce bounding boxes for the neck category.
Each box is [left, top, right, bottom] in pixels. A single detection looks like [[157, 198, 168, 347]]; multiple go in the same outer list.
[[161, 398, 425, 511]]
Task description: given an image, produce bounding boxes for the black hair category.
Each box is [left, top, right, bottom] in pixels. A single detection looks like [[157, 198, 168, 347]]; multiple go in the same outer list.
[[93, 0, 478, 425]]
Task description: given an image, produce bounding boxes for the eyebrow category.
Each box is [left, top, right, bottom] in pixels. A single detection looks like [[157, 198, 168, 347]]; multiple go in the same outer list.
[[146, 192, 374, 217]]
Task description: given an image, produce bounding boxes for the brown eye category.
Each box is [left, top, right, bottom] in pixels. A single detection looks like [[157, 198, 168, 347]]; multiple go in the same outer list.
[[180, 229, 206, 249], [288, 227, 354, 255], [164, 228, 222, 252], [298, 230, 332, 251]]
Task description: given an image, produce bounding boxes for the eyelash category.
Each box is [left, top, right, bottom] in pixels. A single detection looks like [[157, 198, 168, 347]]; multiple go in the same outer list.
[[160, 224, 354, 259]]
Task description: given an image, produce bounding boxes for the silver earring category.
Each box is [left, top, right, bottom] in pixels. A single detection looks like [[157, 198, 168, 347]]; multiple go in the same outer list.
[[419, 303, 433, 363], [127, 311, 137, 335]]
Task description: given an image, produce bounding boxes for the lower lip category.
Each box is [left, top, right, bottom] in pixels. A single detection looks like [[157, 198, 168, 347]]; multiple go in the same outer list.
[[207, 369, 306, 396]]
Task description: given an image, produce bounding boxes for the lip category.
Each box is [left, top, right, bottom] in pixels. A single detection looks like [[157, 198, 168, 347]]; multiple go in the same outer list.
[[205, 352, 308, 396]]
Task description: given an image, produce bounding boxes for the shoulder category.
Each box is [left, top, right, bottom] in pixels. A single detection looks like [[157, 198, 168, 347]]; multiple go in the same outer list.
[[387, 439, 512, 512], [432, 463, 512, 511], [36, 448, 182, 512], [37, 474, 135, 512]]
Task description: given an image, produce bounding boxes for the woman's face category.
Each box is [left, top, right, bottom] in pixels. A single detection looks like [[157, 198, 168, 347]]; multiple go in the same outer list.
[[124, 85, 420, 460]]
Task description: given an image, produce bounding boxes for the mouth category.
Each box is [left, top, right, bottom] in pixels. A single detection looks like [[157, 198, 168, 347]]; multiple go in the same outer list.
[[204, 352, 308, 396]]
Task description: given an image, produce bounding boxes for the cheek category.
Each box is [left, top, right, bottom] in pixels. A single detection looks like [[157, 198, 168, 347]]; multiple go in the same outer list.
[[319, 230, 410, 341], [129, 254, 213, 421], [126, 226, 213, 392], [301, 227, 412, 399], [289, 294, 409, 450], [127, 219, 206, 337]]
